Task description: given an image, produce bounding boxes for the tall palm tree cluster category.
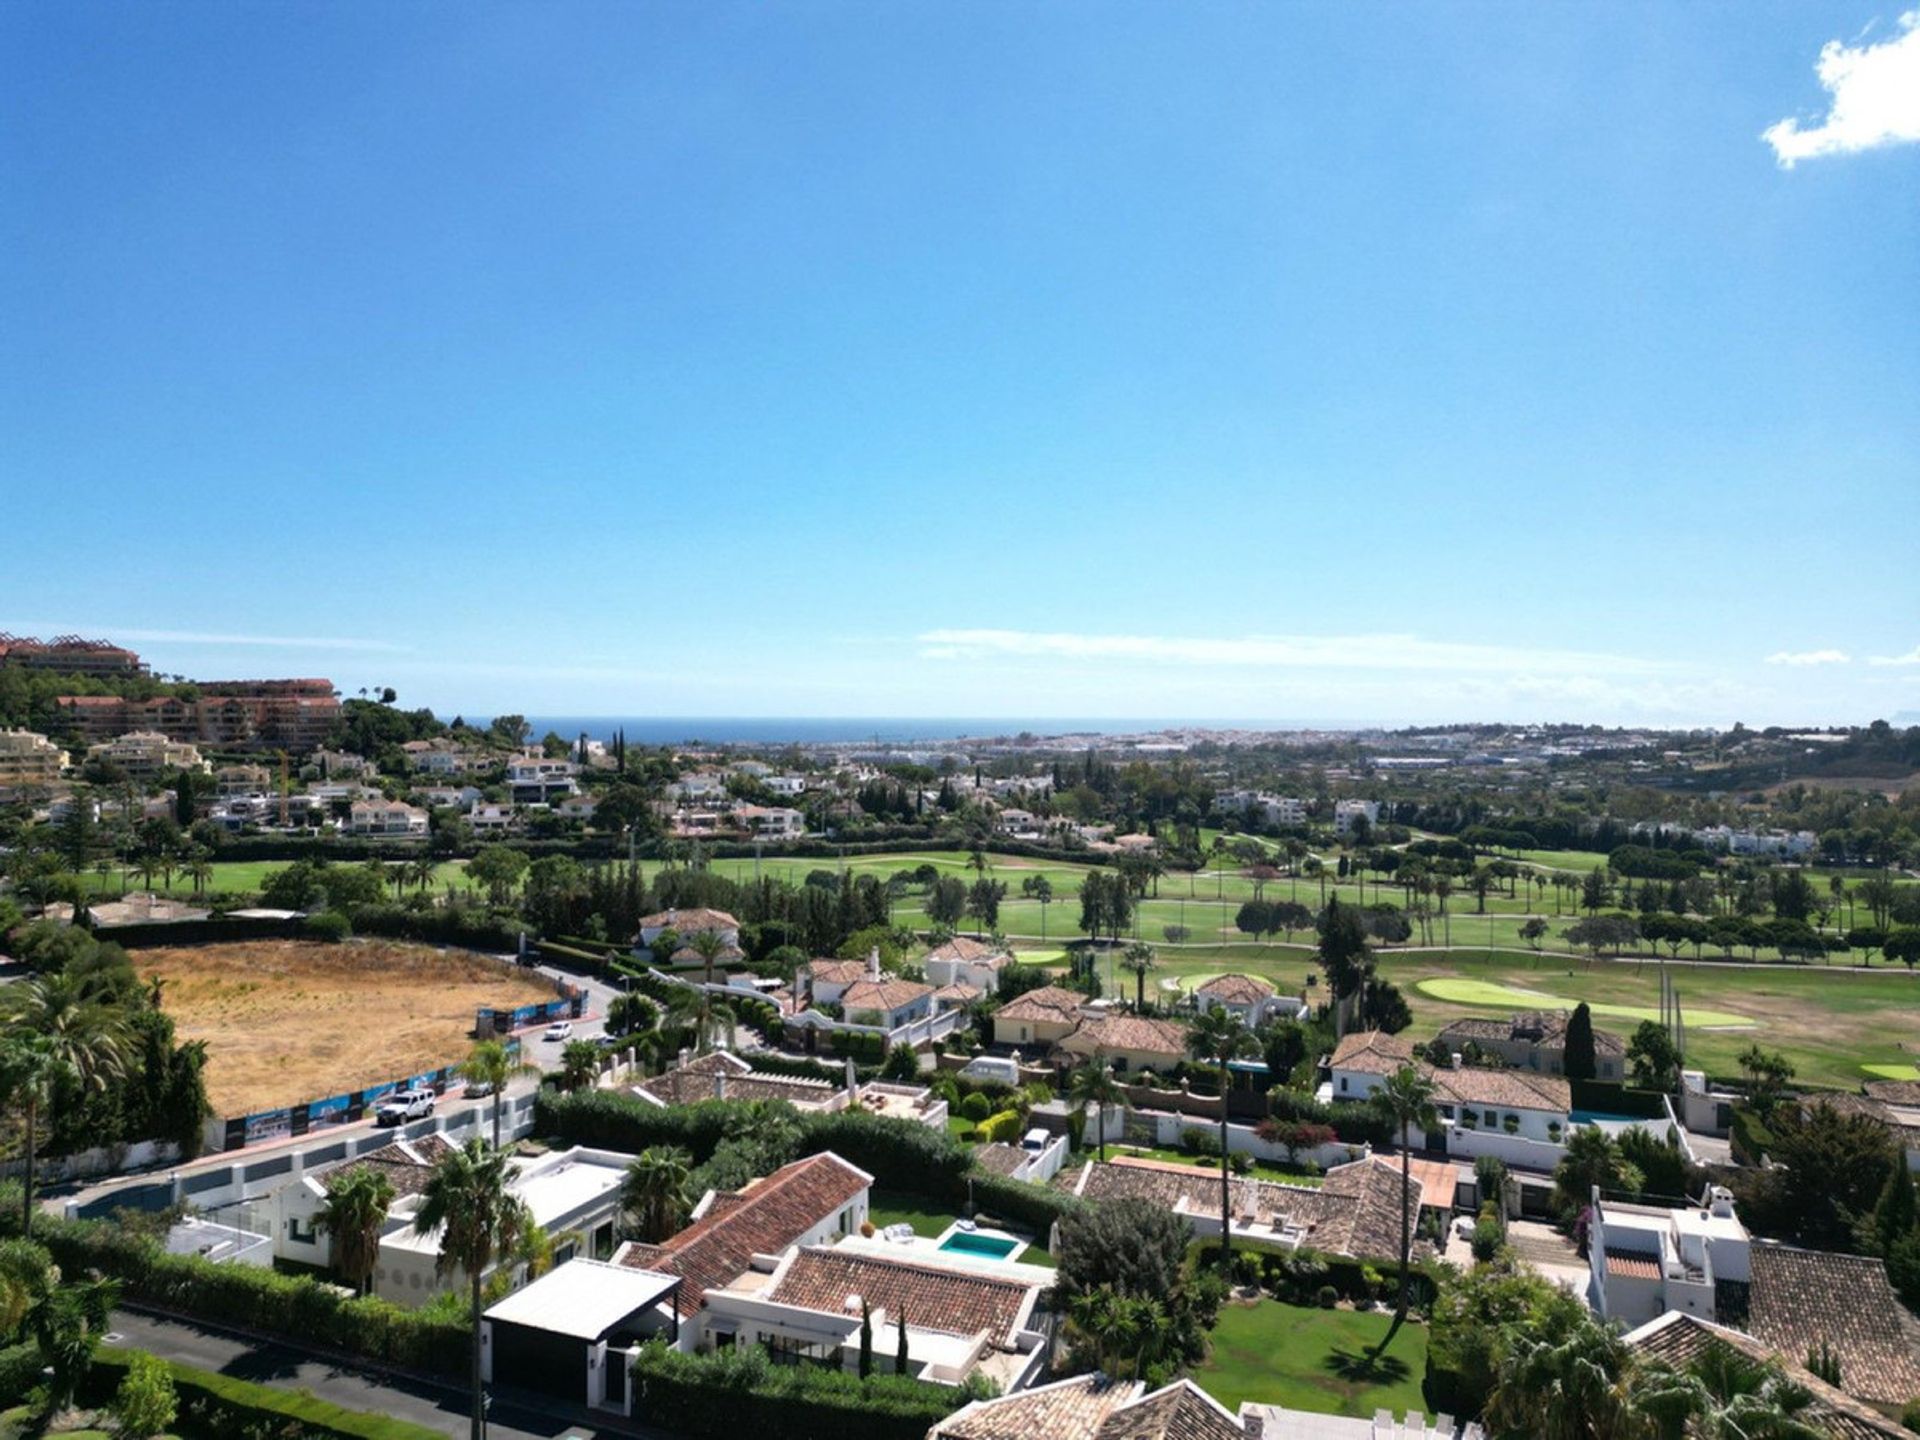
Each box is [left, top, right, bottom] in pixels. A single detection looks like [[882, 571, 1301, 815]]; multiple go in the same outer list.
[[0, 956, 145, 1238]]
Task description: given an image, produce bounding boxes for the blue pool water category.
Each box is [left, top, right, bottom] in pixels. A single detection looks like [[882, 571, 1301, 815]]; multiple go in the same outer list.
[[1571, 1109, 1652, 1126], [938, 1232, 1020, 1259]]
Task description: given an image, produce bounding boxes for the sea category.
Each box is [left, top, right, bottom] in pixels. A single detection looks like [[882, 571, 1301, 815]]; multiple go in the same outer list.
[[490, 716, 1321, 747]]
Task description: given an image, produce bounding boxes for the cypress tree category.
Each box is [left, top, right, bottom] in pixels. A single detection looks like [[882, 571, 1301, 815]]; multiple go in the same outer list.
[[858, 1299, 873, 1379], [896, 1308, 909, 1376], [1873, 1157, 1917, 1254], [1564, 1002, 1598, 1082]]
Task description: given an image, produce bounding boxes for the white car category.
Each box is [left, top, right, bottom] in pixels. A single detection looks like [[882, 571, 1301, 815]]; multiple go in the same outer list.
[[375, 1089, 436, 1126], [544, 1020, 573, 1041]]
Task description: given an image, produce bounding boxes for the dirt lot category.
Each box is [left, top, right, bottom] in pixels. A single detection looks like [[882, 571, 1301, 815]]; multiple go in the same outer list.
[[136, 939, 557, 1117]]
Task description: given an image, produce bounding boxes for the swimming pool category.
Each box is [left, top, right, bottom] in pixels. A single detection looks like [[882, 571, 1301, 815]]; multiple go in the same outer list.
[[1571, 1109, 1655, 1127], [937, 1231, 1021, 1260]]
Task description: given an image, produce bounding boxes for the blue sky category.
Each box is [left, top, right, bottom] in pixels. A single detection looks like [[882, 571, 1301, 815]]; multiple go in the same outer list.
[[3, 3, 1916, 727]]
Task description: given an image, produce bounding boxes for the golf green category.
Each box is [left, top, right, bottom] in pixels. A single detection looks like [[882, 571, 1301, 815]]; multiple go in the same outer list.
[[1414, 976, 1754, 1030], [1863, 1063, 1920, 1081]]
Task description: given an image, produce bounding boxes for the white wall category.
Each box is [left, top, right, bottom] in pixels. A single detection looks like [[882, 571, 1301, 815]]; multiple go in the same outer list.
[[1442, 1125, 1567, 1171]]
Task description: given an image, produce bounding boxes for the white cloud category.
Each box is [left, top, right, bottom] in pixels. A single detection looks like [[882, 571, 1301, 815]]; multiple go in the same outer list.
[[915, 628, 1665, 676], [1764, 648, 1850, 666], [1763, 10, 1920, 166], [0, 622, 406, 653], [1868, 643, 1920, 666]]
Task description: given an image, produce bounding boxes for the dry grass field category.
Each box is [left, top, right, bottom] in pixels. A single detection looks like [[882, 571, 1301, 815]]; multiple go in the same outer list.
[[136, 939, 557, 1117]]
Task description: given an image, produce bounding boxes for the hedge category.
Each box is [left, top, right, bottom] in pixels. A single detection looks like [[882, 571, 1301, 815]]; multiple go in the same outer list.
[[348, 902, 522, 952], [630, 1340, 961, 1440], [966, 1172, 1080, 1233], [0, 1342, 43, 1408], [28, 1216, 468, 1377], [82, 1350, 446, 1440], [978, 1110, 1023, 1144], [1568, 1079, 1668, 1120], [1730, 1107, 1774, 1166], [1264, 1088, 1393, 1146]]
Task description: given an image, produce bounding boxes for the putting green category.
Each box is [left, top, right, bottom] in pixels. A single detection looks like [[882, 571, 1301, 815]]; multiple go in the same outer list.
[[1863, 1063, 1920, 1081], [1415, 977, 1755, 1030]]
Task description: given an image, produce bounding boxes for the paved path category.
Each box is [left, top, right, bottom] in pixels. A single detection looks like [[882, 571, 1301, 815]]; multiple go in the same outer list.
[[106, 1308, 677, 1440]]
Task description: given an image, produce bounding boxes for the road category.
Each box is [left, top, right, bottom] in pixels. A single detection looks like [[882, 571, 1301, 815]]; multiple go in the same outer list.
[[106, 1307, 678, 1440]]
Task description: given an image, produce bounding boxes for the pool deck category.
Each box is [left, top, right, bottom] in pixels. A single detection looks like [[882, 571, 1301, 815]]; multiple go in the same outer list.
[[832, 1228, 1055, 1285]]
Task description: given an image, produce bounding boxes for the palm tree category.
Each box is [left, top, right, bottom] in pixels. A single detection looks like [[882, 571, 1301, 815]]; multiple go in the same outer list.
[[1186, 1006, 1256, 1269], [686, 928, 728, 986], [1630, 1339, 1826, 1440], [1377, 1065, 1437, 1331], [621, 1145, 693, 1242], [1485, 1319, 1635, 1440], [413, 1139, 528, 1440], [459, 1040, 538, 1150], [315, 1164, 395, 1296], [1120, 942, 1157, 1011], [185, 851, 213, 898], [0, 1238, 54, 1338], [665, 986, 735, 1056], [3, 975, 130, 1236], [560, 1038, 601, 1092], [1068, 1057, 1127, 1162], [410, 855, 439, 894]]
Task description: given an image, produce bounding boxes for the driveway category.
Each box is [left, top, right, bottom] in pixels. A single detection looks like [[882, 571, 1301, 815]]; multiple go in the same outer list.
[[106, 1308, 678, 1440]]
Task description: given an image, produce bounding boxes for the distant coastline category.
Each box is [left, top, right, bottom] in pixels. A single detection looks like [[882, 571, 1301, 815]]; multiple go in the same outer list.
[[481, 716, 1356, 746]]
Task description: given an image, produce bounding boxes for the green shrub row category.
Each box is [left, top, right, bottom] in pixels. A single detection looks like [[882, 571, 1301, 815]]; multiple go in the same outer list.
[[347, 902, 522, 952], [630, 1340, 960, 1440], [30, 1217, 468, 1377], [1730, 1106, 1774, 1166], [977, 1109, 1023, 1144], [1262, 1088, 1393, 1146], [83, 1350, 446, 1440]]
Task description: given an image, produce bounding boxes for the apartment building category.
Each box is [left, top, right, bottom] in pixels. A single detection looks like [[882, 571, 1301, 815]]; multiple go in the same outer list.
[[0, 633, 145, 676], [56, 679, 339, 752], [0, 728, 68, 797], [85, 731, 209, 779]]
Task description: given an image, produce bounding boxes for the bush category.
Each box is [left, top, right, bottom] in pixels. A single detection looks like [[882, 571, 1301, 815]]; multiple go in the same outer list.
[[630, 1339, 961, 1440], [303, 909, 353, 943], [114, 1349, 177, 1438], [1901, 1397, 1920, 1435], [1317, 1284, 1338, 1309], [969, 1172, 1080, 1234], [0, 1342, 43, 1408], [978, 1109, 1023, 1144], [85, 1350, 443, 1440], [1181, 1126, 1221, 1158], [1264, 1087, 1392, 1147], [960, 1092, 993, 1122], [1470, 1218, 1504, 1263]]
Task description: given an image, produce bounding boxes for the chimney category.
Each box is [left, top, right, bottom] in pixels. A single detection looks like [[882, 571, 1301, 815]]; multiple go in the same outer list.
[[1707, 1184, 1735, 1219], [678, 1047, 692, 1071], [715, 1070, 728, 1101], [868, 945, 881, 981], [1450, 1051, 1464, 1070]]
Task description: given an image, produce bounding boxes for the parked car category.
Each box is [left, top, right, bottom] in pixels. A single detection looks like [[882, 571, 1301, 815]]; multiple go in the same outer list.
[[462, 1077, 496, 1098], [544, 1020, 573, 1041], [1020, 1127, 1052, 1153], [375, 1089, 436, 1126]]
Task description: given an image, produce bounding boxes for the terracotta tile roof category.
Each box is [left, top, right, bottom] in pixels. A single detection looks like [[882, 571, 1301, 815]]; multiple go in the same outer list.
[[637, 907, 739, 933], [933, 982, 984, 1004], [767, 1246, 1037, 1344], [807, 959, 868, 984], [668, 943, 747, 967], [1808, 1092, 1920, 1142], [1746, 1242, 1920, 1406], [634, 1052, 842, 1108], [1329, 1029, 1416, 1076], [972, 1143, 1029, 1177], [1071, 1157, 1417, 1265], [615, 1152, 872, 1317], [1096, 1380, 1244, 1440], [841, 977, 935, 1014], [1196, 973, 1275, 1004], [924, 936, 1011, 966], [312, 1133, 455, 1201], [932, 1373, 1138, 1440], [1863, 1079, 1920, 1106], [1603, 1248, 1661, 1280], [1431, 1065, 1571, 1114], [1624, 1311, 1909, 1439], [995, 986, 1090, 1025], [1060, 1016, 1191, 1062]]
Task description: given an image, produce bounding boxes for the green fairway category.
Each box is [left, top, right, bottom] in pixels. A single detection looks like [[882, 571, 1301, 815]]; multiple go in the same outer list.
[[1413, 976, 1756, 1030], [1193, 1300, 1428, 1417], [1864, 1063, 1920, 1081], [79, 858, 473, 900]]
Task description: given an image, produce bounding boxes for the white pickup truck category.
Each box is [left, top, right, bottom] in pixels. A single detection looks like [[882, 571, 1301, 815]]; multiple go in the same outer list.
[[374, 1088, 437, 1126]]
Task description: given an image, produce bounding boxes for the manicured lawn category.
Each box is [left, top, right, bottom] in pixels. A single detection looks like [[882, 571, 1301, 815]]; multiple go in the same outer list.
[[1413, 976, 1754, 1029], [1864, 1063, 1920, 1081], [1107, 1144, 1326, 1187], [868, 1188, 954, 1238], [1193, 1300, 1428, 1417]]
